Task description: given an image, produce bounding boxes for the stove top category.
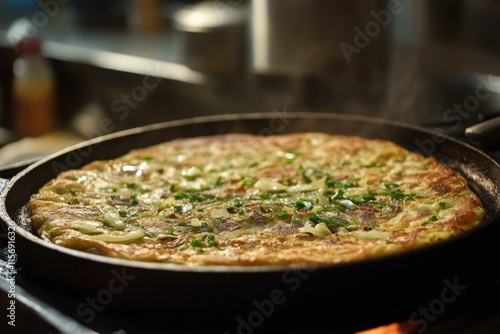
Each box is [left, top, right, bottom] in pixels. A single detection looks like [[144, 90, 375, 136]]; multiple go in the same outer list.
[[0, 130, 499, 334]]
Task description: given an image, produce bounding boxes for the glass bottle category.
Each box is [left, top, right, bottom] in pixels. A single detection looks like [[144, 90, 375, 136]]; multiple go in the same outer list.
[[12, 37, 56, 137]]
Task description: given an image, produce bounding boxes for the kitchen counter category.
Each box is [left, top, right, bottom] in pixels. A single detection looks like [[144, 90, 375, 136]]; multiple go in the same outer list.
[[0, 2, 208, 85]]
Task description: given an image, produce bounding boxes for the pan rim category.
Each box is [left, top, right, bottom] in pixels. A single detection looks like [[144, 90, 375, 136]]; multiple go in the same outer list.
[[10, 111, 500, 176], [2, 112, 499, 274]]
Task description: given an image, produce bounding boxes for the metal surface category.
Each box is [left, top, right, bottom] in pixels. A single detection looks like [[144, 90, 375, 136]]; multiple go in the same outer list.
[[250, 0, 371, 75], [1, 112, 500, 333], [0, 276, 96, 333], [173, 1, 248, 74], [466, 116, 500, 149]]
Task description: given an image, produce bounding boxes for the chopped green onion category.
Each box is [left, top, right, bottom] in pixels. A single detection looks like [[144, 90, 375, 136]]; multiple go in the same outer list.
[[439, 202, 451, 209], [343, 179, 355, 188], [325, 175, 336, 187], [276, 210, 288, 218], [308, 215, 347, 227], [389, 190, 415, 201], [320, 218, 347, 228], [102, 220, 113, 228], [332, 189, 344, 200], [295, 200, 314, 211], [259, 205, 271, 213], [301, 170, 312, 184], [243, 179, 254, 186], [174, 203, 192, 214], [126, 183, 138, 189], [325, 177, 355, 188], [190, 238, 203, 248], [260, 191, 271, 200], [308, 215, 321, 223], [351, 194, 376, 204], [175, 191, 186, 200], [134, 223, 153, 237], [215, 176, 223, 186], [206, 234, 218, 248], [324, 203, 345, 212], [291, 214, 304, 224], [188, 193, 206, 202], [233, 197, 244, 207], [131, 195, 139, 206]]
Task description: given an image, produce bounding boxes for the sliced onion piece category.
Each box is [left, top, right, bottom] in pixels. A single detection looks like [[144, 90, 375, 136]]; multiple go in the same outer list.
[[90, 229, 145, 243], [336, 199, 357, 210], [211, 208, 231, 219], [238, 211, 251, 220], [99, 206, 127, 230], [284, 206, 295, 215], [160, 197, 177, 210], [70, 220, 106, 235], [351, 230, 389, 239], [225, 229, 251, 239], [254, 179, 287, 192], [191, 218, 202, 227], [289, 177, 327, 193], [158, 234, 179, 239], [158, 207, 175, 218], [317, 188, 329, 206], [117, 187, 134, 199], [299, 222, 332, 238]]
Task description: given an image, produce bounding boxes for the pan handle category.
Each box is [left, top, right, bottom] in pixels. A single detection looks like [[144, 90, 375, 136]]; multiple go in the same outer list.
[[465, 116, 500, 149]]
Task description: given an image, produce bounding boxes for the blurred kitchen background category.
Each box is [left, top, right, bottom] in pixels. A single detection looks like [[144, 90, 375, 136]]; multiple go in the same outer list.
[[1, 0, 500, 165]]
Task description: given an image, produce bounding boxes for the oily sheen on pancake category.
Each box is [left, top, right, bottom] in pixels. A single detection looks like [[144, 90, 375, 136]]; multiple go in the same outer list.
[[29, 133, 485, 266]]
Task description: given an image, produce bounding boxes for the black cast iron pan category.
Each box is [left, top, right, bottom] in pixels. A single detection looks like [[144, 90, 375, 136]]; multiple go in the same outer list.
[[1, 112, 500, 333]]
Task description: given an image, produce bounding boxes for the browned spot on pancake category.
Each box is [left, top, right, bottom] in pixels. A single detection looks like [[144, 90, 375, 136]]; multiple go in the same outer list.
[[431, 183, 452, 194], [213, 219, 241, 231]]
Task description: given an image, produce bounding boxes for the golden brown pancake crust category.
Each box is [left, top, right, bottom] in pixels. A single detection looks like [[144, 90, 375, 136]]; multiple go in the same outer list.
[[30, 133, 485, 266]]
